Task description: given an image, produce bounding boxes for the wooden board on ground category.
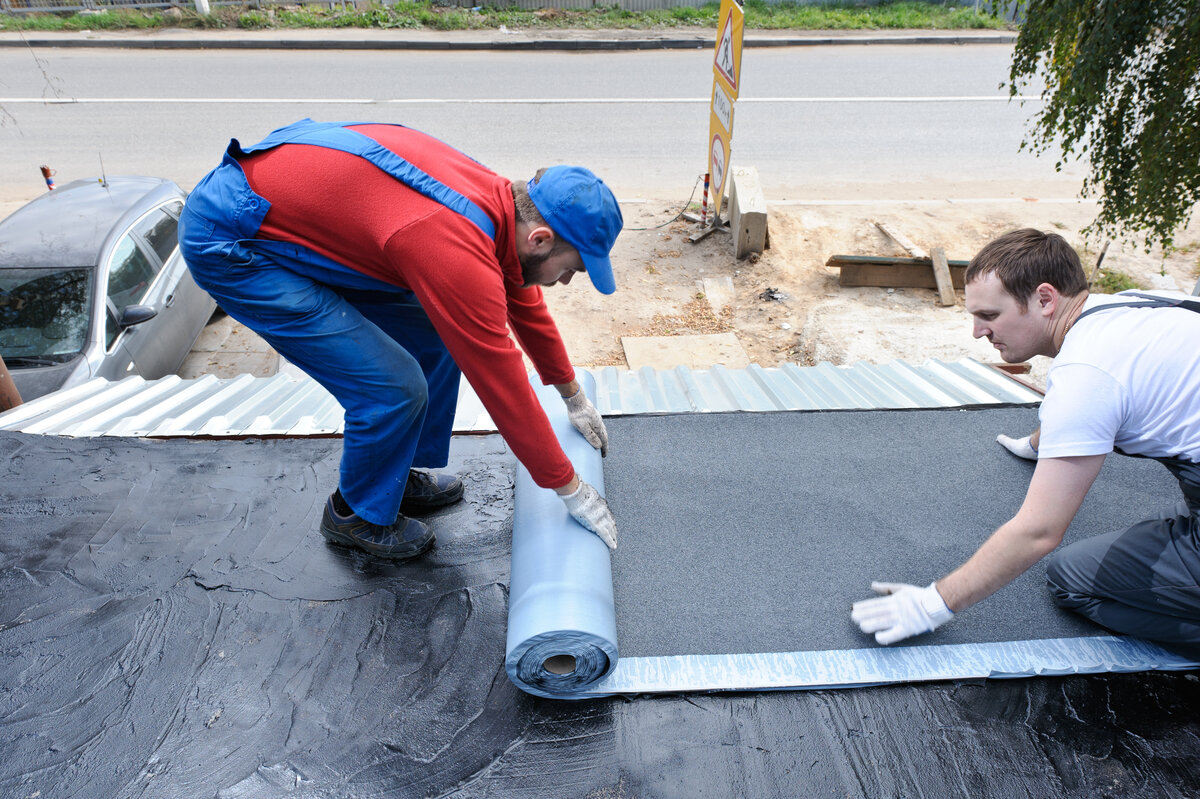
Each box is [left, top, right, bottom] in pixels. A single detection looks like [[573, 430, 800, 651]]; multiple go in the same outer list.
[[873, 220, 928, 259], [827, 254, 969, 290], [930, 247, 957, 306], [621, 332, 749, 370]]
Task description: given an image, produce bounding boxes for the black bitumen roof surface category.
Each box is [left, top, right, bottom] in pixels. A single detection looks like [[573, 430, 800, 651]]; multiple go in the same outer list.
[[605, 407, 1184, 657], [1, 416, 1198, 798]]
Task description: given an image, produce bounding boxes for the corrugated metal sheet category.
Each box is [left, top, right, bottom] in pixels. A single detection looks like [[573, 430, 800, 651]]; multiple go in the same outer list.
[[0, 358, 1041, 438], [590, 359, 1039, 415]]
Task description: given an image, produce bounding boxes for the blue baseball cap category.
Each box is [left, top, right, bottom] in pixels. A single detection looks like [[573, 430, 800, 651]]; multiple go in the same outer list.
[[528, 166, 623, 295]]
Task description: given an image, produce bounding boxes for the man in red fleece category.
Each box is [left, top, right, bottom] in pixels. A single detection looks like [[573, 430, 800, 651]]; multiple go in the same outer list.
[[180, 119, 622, 560]]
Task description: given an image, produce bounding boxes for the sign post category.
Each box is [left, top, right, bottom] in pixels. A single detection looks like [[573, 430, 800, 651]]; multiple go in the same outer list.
[[697, 0, 743, 238]]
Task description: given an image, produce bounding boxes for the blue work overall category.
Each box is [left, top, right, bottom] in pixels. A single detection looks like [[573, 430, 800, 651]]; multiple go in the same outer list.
[[179, 120, 490, 525], [1045, 292, 1200, 657]]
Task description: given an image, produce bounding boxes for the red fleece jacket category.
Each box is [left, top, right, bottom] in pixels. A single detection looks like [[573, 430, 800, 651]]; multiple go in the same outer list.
[[239, 123, 577, 490]]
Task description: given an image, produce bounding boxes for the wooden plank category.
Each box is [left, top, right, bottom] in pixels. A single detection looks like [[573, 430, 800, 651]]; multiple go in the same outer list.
[[930, 246, 957, 306], [989, 362, 1033, 375], [827, 254, 970, 290], [825, 254, 971, 268], [833, 264, 968, 290], [984, 363, 1044, 396], [874, 220, 928, 259]]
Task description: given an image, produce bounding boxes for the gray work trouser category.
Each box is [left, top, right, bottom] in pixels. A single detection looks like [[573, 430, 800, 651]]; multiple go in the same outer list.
[[1047, 458, 1200, 659]]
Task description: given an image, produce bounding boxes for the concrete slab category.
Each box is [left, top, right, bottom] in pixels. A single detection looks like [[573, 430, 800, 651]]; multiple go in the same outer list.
[[700, 276, 736, 315], [621, 332, 749, 370], [729, 166, 768, 260]]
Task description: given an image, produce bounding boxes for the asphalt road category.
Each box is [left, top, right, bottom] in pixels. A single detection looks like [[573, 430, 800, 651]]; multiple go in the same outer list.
[[1, 41, 1078, 203]]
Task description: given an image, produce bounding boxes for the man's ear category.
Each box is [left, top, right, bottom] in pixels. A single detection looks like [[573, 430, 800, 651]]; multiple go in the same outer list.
[[1035, 282, 1060, 316], [526, 225, 556, 254]]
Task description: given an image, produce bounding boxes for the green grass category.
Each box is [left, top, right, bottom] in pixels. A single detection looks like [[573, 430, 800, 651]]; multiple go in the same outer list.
[[1090, 269, 1143, 294], [0, 1, 1012, 33], [2, 8, 163, 30]]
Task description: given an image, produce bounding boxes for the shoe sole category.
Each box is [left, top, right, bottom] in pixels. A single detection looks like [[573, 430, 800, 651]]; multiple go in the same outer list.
[[319, 524, 436, 561]]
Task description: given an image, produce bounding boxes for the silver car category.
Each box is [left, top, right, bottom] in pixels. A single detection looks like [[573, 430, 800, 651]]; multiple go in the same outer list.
[[0, 176, 216, 401]]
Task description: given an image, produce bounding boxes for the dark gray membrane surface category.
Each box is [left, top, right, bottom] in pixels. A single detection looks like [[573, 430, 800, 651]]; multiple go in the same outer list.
[[604, 407, 1185, 656], [1, 425, 1198, 799]]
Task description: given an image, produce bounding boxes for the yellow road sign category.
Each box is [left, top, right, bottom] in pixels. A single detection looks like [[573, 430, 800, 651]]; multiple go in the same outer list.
[[711, 80, 734, 136], [702, 0, 743, 223], [707, 124, 730, 219], [713, 0, 744, 100], [708, 79, 734, 217]]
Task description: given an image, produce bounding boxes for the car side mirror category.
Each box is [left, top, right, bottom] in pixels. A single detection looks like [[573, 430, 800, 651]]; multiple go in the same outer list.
[[119, 304, 158, 328]]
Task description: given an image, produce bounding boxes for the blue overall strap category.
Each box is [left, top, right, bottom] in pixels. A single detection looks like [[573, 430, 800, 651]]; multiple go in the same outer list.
[[233, 119, 496, 241], [1076, 290, 1200, 322]]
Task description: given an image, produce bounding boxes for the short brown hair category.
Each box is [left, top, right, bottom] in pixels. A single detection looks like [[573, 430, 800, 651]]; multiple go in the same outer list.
[[511, 168, 549, 226], [965, 228, 1088, 306]]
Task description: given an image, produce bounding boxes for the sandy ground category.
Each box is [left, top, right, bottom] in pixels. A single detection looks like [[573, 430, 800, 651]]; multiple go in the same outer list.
[[4, 193, 1198, 390], [544, 196, 1200, 389]]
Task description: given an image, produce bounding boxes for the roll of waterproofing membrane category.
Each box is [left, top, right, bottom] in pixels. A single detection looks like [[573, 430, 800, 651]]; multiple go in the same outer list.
[[505, 373, 618, 699]]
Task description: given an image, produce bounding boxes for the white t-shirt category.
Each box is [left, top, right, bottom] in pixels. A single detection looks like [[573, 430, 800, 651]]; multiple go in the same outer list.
[[1038, 291, 1200, 462]]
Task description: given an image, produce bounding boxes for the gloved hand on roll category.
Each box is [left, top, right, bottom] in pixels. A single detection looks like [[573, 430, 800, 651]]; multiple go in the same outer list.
[[559, 480, 617, 550], [850, 581, 953, 645], [563, 390, 608, 457], [996, 433, 1037, 460]]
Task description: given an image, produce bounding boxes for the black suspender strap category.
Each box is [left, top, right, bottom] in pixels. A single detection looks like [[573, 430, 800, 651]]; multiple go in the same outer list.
[[1075, 291, 1200, 322]]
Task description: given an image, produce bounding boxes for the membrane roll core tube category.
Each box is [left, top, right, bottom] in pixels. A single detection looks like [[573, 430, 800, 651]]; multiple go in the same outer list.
[[505, 373, 618, 699]]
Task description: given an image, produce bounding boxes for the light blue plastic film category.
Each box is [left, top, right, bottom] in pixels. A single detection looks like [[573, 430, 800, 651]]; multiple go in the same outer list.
[[505, 372, 618, 699]]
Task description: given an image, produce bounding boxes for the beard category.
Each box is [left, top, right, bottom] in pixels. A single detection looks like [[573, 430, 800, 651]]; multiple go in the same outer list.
[[518, 247, 553, 288]]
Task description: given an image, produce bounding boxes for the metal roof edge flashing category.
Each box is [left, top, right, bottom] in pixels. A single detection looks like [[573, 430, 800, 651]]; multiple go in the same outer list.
[[0, 358, 1042, 438]]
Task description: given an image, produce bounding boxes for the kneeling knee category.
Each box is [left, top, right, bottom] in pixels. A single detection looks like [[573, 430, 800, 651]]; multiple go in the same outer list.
[[1045, 549, 1095, 607]]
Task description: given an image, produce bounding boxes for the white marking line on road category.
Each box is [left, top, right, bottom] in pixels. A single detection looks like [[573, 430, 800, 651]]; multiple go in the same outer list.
[[769, 198, 1097, 206], [746, 96, 1043, 103], [0, 95, 1044, 105]]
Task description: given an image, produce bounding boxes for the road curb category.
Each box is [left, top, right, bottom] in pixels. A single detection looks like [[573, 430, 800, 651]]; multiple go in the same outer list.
[[0, 32, 1017, 51]]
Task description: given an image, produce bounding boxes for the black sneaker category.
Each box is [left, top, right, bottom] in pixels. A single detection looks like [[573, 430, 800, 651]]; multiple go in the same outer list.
[[320, 498, 435, 560], [400, 469, 464, 515]]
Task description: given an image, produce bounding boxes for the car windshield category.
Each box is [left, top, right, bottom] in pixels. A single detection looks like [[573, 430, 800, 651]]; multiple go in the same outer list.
[[0, 267, 95, 364]]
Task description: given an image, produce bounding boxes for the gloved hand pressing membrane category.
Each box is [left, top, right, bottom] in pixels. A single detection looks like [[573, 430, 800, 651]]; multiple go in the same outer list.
[[564, 390, 608, 457], [850, 581, 953, 645], [560, 480, 617, 550]]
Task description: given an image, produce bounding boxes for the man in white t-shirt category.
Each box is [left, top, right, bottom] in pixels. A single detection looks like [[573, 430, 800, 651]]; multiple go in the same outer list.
[[850, 228, 1200, 657]]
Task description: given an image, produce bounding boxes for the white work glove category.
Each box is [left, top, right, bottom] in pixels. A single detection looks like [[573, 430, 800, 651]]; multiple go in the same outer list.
[[560, 480, 617, 550], [997, 433, 1037, 460], [850, 582, 954, 645], [564, 390, 608, 457]]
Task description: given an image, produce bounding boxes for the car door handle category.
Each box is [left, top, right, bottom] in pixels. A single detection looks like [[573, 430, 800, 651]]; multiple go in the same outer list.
[[164, 294, 176, 307]]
